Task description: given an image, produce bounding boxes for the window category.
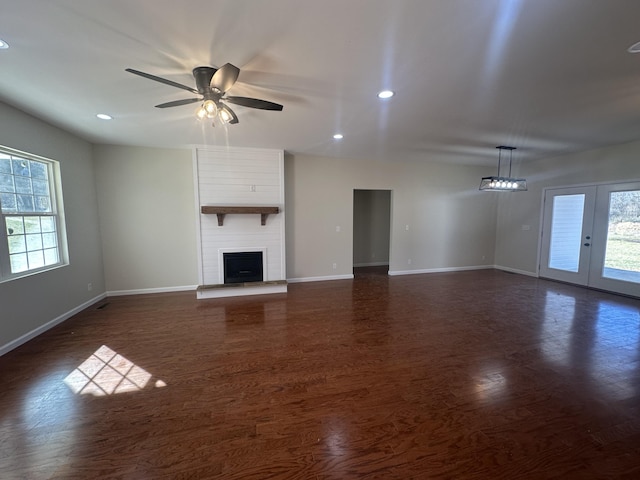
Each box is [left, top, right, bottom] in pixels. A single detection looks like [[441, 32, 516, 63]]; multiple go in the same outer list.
[[0, 146, 67, 281]]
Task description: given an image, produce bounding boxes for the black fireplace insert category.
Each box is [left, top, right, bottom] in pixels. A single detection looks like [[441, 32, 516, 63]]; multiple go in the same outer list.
[[223, 252, 263, 284]]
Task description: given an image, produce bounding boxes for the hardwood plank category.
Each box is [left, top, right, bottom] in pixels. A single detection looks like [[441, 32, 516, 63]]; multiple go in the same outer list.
[[2, 270, 640, 478]]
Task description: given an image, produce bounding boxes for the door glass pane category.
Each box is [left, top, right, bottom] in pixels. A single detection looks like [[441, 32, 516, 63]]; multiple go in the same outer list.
[[603, 190, 640, 284], [548, 194, 585, 272]]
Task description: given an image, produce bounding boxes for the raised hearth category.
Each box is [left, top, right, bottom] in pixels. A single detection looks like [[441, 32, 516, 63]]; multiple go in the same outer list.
[[196, 280, 287, 299]]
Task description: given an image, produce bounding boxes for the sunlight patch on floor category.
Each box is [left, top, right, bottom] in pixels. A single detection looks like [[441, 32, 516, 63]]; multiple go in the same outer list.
[[64, 345, 166, 396]]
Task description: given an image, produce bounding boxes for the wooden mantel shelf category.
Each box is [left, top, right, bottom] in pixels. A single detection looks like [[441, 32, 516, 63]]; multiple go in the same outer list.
[[201, 206, 280, 226]]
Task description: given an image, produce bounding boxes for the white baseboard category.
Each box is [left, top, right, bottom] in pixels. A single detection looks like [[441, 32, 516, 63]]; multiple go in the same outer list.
[[106, 285, 198, 297], [287, 274, 354, 283], [0, 293, 107, 357], [388, 265, 493, 276], [494, 265, 538, 277]]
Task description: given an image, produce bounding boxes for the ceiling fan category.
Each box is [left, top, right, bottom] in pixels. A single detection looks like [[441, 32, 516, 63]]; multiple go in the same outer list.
[[125, 63, 283, 125]]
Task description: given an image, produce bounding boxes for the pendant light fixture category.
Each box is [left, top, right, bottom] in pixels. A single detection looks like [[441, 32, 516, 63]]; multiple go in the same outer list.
[[479, 146, 527, 192]]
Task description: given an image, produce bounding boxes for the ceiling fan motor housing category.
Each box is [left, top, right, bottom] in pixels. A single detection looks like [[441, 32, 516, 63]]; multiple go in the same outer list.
[[192, 66, 218, 95]]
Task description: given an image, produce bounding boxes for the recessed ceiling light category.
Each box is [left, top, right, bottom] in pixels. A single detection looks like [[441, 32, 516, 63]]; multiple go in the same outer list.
[[628, 41, 640, 53], [0, 39, 9, 49], [333, 133, 344, 140], [96, 113, 112, 120], [377, 90, 394, 99]]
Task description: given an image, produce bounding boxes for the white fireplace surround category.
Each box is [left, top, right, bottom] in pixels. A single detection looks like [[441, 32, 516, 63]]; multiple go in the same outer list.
[[218, 247, 267, 284], [194, 146, 287, 299]]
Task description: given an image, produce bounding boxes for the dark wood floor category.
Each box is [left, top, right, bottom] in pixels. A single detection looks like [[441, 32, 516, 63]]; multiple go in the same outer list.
[[2, 269, 640, 479]]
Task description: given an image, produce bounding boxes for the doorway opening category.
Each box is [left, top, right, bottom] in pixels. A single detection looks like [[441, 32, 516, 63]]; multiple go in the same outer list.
[[353, 189, 391, 277]]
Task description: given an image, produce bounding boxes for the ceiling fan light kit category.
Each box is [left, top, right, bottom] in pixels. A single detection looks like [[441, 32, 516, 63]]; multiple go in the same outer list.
[[125, 63, 283, 127], [479, 146, 527, 192]]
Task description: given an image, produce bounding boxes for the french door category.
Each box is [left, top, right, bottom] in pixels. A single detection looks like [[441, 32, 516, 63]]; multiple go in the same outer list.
[[539, 182, 640, 297]]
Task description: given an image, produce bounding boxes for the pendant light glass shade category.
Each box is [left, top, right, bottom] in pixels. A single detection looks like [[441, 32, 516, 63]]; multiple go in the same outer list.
[[479, 146, 527, 192], [195, 99, 239, 125]]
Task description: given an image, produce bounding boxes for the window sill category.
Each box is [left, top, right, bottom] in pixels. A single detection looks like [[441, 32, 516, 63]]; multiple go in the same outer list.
[[0, 262, 69, 284]]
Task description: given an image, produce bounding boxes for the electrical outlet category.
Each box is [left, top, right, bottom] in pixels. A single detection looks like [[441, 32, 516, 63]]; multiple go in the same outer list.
[[332, 263, 337, 269], [407, 259, 412, 265], [87, 283, 93, 291], [336, 226, 341, 232]]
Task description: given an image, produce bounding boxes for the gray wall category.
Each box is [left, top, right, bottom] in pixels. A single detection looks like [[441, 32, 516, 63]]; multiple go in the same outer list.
[[285, 153, 498, 279], [495, 140, 640, 274], [93, 145, 198, 293], [0, 101, 104, 350]]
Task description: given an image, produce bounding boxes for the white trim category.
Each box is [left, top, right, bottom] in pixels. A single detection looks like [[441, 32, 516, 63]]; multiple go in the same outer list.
[[388, 265, 493, 276], [107, 285, 197, 297], [277, 151, 287, 281], [494, 265, 538, 277], [0, 262, 68, 285], [535, 188, 546, 276], [0, 293, 107, 356], [192, 148, 204, 286], [287, 274, 354, 283]]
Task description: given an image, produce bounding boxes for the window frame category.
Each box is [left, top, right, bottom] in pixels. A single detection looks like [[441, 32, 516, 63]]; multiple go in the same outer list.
[[0, 146, 68, 282]]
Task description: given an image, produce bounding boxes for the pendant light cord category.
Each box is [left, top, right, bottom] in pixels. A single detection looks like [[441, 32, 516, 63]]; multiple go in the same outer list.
[[508, 148, 512, 178]]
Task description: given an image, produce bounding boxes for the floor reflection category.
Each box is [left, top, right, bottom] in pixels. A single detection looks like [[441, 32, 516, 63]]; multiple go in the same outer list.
[[542, 291, 640, 400], [473, 362, 508, 403], [542, 291, 577, 366]]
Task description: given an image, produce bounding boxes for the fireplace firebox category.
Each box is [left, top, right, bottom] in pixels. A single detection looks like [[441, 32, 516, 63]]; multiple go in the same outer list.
[[223, 252, 263, 284]]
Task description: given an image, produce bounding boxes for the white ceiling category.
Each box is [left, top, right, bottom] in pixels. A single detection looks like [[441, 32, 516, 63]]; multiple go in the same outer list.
[[2, 0, 640, 166]]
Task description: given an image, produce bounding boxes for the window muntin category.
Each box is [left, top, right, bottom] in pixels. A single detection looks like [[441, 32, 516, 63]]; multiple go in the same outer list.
[[0, 148, 66, 280]]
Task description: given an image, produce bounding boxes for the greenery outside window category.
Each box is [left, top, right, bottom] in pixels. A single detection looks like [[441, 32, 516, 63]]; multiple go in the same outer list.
[[0, 146, 67, 281]]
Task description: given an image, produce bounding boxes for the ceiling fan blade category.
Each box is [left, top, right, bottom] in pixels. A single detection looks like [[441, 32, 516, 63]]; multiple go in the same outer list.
[[155, 98, 201, 108], [125, 68, 199, 94], [210, 63, 240, 93], [225, 96, 284, 111]]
